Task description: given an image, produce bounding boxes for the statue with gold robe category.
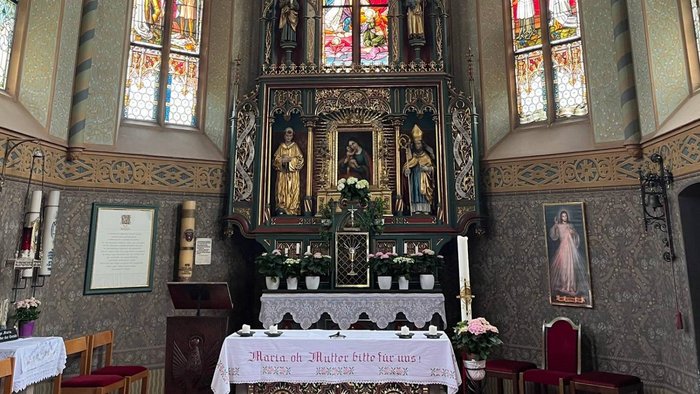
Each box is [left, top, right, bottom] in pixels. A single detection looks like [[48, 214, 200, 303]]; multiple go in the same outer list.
[[403, 125, 435, 215], [406, 0, 425, 39], [273, 128, 304, 215]]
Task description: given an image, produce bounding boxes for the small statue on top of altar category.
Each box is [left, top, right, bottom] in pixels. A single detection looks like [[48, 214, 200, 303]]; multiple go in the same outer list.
[[273, 128, 305, 215], [403, 125, 435, 215], [406, 0, 425, 39], [279, 0, 299, 45]]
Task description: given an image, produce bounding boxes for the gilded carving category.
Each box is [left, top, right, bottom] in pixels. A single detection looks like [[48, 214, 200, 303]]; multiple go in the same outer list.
[[234, 87, 260, 202], [270, 90, 303, 121], [315, 88, 391, 117], [389, 0, 399, 64], [448, 82, 475, 201], [404, 88, 436, 116], [262, 61, 444, 75]]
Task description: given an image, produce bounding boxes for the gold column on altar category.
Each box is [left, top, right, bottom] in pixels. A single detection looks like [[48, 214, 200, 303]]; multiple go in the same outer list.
[[304, 117, 316, 215]]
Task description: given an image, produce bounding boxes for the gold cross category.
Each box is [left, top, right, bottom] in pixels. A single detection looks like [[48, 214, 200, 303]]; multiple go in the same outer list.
[[456, 279, 475, 305]]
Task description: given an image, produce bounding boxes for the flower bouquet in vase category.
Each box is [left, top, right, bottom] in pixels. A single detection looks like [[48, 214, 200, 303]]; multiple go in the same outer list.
[[369, 252, 396, 290], [13, 297, 41, 337], [451, 317, 503, 381], [337, 177, 370, 206], [255, 250, 285, 290], [282, 257, 301, 290], [412, 249, 444, 290], [300, 252, 331, 290], [392, 255, 414, 290]]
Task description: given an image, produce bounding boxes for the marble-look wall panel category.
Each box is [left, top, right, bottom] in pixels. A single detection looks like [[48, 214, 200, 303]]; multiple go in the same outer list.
[[49, 1, 81, 140], [580, 2, 624, 143], [203, 0, 233, 151], [627, 1, 656, 136], [18, 0, 62, 128], [231, 1, 260, 95], [472, 185, 699, 393], [84, 1, 129, 145], [0, 178, 255, 367], [477, 0, 510, 150], [645, 0, 690, 125]]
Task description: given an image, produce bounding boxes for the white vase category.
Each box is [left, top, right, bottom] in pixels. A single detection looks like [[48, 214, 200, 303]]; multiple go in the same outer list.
[[419, 274, 435, 290], [398, 275, 409, 290], [377, 276, 392, 290], [265, 276, 280, 290], [305, 276, 320, 290], [286, 277, 298, 290], [464, 359, 487, 381]]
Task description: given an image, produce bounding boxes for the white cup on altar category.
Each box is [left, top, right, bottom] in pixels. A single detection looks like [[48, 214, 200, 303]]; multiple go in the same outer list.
[[400, 326, 410, 335], [269, 325, 278, 334], [241, 324, 251, 334], [428, 325, 438, 335]]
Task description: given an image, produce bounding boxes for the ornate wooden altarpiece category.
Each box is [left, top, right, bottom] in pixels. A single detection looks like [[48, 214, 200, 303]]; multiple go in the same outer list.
[[225, 0, 482, 291]]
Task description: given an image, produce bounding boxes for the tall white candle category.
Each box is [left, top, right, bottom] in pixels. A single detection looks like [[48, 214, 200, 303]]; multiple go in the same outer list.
[[39, 191, 60, 276], [284, 248, 289, 256], [296, 244, 300, 254], [392, 246, 396, 254], [414, 245, 419, 254], [457, 235, 471, 321], [306, 245, 311, 254]]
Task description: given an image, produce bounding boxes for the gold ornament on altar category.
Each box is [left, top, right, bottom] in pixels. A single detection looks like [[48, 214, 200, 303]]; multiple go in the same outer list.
[[273, 128, 305, 215]]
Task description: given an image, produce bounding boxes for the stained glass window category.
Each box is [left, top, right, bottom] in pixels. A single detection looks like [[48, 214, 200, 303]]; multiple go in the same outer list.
[[693, 0, 700, 64], [124, 0, 204, 127], [509, 0, 587, 124], [323, 0, 389, 67], [0, 0, 17, 91]]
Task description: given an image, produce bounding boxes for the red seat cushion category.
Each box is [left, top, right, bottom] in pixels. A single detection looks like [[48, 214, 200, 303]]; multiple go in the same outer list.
[[93, 365, 148, 376], [573, 371, 641, 388], [486, 359, 537, 374], [523, 369, 577, 386], [62, 374, 124, 387]]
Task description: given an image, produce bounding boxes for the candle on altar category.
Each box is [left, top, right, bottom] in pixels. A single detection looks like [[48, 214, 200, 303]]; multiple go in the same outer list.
[[414, 245, 419, 255], [269, 325, 278, 334], [296, 244, 300, 254], [428, 325, 438, 335], [284, 248, 289, 256], [306, 245, 311, 254], [400, 326, 410, 335], [392, 246, 396, 254], [457, 235, 471, 321], [241, 324, 251, 334]]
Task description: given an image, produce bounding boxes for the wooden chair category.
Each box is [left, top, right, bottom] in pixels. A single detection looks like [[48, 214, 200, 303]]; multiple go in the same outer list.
[[89, 331, 149, 394], [570, 371, 643, 394], [520, 317, 581, 394], [485, 359, 536, 394], [0, 357, 14, 394], [53, 336, 127, 394]]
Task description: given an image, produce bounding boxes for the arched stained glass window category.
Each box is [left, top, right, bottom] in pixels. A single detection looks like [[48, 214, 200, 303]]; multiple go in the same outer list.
[[124, 0, 204, 127], [0, 0, 18, 91], [509, 0, 588, 125], [323, 0, 389, 67], [692, 0, 700, 63]]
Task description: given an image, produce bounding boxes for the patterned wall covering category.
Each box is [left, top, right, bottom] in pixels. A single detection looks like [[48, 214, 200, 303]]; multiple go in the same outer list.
[[0, 178, 254, 368], [626, 1, 656, 136], [49, 0, 81, 140], [18, 0, 62, 129], [579, 1, 624, 143], [471, 184, 699, 393], [644, 0, 690, 126]]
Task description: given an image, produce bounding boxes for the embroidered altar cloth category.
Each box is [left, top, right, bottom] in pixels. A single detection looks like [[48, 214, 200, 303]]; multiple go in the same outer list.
[[260, 293, 447, 329], [211, 329, 461, 394], [0, 336, 67, 392]]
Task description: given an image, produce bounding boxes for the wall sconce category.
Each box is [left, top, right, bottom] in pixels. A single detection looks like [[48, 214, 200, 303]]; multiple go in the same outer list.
[[638, 153, 674, 262]]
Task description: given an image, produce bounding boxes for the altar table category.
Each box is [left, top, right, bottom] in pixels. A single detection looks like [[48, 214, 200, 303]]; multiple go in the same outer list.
[[0, 336, 66, 392], [260, 293, 447, 329], [211, 329, 461, 394]]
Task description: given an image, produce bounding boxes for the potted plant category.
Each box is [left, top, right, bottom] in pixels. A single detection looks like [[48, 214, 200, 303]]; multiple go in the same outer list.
[[301, 252, 331, 290], [255, 249, 285, 290], [282, 257, 301, 290], [451, 317, 503, 381], [13, 297, 41, 337], [369, 252, 396, 290], [413, 249, 444, 290], [392, 255, 414, 290]]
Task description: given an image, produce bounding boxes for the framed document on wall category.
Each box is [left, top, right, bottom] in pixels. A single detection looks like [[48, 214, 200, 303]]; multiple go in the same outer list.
[[84, 204, 158, 295]]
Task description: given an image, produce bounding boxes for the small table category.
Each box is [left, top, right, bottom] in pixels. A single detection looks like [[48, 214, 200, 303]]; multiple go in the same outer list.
[[0, 336, 66, 393], [260, 293, 447, 329], [211, 329, 461, 394]]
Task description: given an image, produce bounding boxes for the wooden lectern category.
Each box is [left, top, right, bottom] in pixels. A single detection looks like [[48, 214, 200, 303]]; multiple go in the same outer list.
[[165, 282, 233, 394]]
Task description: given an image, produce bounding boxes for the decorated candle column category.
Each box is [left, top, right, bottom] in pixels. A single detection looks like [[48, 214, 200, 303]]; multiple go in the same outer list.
[[178, 201, 196, 281], [457, 235, 473, 321], [39, 191, 60, 276], [20, 190, 42, 278]]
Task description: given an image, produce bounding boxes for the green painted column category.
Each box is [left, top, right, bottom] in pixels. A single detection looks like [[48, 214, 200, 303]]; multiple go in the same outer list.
[[67, 0, 98, 161], [611, 0, 642, 157]]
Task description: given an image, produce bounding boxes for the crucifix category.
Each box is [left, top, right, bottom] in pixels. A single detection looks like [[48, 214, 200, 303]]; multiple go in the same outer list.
[[457, 279, 475, 321]]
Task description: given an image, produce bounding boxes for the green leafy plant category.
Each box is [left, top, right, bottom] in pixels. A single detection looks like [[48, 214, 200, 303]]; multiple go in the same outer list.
[[13, 297, 41, 323], [412, 248, 445, 274], [301, 252, 331, 276], [255, 250, 285, 280], [368, 252, 397, 276], [451, 317, 503, 361], [357, 197, 388, 236], [318, 201, 335, 243]]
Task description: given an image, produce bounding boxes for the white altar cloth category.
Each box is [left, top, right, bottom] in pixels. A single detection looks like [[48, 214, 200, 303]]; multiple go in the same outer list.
[[0, 336, 67, 392], [211, 329, 461, 394], [260, 293, 447, 329]]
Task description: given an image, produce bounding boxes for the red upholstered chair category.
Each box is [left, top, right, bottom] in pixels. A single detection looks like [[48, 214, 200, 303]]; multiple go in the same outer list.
[[53, 336, 127, 394], [0, 357, 14, 394], [486, 359, 536, 394], [89, 330, 149, 394], [569, 371, 643, 393], [520, 317, 581, 394]]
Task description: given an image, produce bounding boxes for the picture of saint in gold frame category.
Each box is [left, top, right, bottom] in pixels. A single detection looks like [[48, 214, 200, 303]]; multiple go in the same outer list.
[[543, 202, 593, 308], [335, 131, 374, 185]]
